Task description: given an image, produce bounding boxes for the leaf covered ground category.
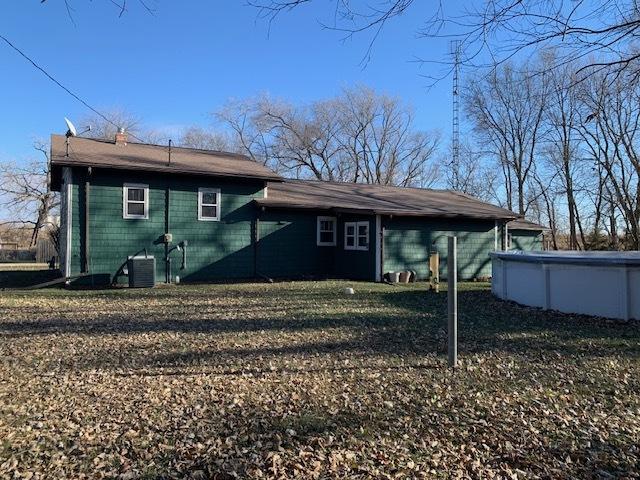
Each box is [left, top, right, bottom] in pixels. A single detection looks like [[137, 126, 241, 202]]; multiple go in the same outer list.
[[0, 281, 639, 479]]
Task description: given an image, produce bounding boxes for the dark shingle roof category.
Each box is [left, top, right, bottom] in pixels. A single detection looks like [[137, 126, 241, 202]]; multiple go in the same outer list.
[[50, 134, 282, 183], [258, 179, 518, 220], [508, 218, 548, 231], [49, 134, 523, 221]]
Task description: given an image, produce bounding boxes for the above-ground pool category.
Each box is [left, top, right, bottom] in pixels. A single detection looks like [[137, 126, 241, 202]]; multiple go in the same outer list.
[[490, 251, 640, 320]]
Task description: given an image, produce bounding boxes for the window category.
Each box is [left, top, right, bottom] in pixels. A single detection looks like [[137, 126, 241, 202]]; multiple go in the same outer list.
[[357, 222, 369, 250], [345, 222, 356, 250], [317, 216, 336, 246], [198, 188, 220, 221], [345, 221, 369, 251], [123, 183, 148, 219]]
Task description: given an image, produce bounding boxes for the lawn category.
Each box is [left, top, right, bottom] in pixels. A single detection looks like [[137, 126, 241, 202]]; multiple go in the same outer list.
[[0, 281, 639, 479]]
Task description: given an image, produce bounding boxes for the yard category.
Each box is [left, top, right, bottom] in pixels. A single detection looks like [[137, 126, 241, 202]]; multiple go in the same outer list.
[[0, 281, 638, 479]]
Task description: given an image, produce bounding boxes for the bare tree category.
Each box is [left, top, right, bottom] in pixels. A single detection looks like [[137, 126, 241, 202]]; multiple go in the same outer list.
[[336, 86, 440, 186], [441, 141, 497, 202], [214, 87, 441, 186], [79, 108, 142, 142], [529, 165, 561, 249], [0, 140, 59, 246], [42, 0, 156, 21], [178, 126, 231, 151], [257, 96, 344, 180], [215, 98, 273, 166], [251, 1, 640, 82], [465, 61, 548, 215], [578, 71, 640, 249], [542, 59, 586, 249]]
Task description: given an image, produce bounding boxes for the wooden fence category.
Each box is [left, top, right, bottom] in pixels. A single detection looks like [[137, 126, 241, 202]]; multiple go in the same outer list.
[[36, 239, 57, 264]]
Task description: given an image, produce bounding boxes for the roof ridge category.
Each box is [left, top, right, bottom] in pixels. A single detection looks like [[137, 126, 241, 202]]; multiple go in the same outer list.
[[51, 133, 255, 163]]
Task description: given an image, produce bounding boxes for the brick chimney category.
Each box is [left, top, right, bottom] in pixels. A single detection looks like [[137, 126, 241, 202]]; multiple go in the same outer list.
[[115, 128, 128, 146]]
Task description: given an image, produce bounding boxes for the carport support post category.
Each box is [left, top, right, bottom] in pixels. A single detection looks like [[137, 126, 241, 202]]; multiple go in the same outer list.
[[447, 236, 458, 368]]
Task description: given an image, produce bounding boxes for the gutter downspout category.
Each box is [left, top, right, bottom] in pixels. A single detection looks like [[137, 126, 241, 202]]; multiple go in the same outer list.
[[62, 167, 73, 278], [253, 216, 259, 278], [82, 167, 91, 274], [375, 214, 382, 282], [503, 221, 509, 251], [165, 184, 171, 284]]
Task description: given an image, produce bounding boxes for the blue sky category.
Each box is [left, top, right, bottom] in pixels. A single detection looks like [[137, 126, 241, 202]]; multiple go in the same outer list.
[[0, 1, 458, 164]]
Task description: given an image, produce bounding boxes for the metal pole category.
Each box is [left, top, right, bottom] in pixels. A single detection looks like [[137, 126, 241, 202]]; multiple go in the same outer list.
[[451, 40, 461, 190], [448, 236, 457, 368]]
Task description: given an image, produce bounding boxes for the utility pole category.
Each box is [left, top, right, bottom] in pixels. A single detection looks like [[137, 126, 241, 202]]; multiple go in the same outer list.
[[451, 40, 462, 190]]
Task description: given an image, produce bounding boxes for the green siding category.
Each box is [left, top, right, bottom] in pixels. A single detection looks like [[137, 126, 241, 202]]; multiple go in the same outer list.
[[66, 166, 541, 284], [68, 168, 264, 284], [257, 212, 334, 278], [257, 213, 376, 281], [69, 175, 82, 276], [510, 230, 543, 251], [383, 218, 496, 280], [170, 181, 261, 282]]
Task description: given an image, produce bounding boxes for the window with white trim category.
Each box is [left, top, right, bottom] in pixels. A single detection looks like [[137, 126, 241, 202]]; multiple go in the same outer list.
[[345, 221, 369, 251], [357, 222, 369, 250], [345, 222, 356, 250], [198, 188, 220, 221], [123, 183, 149, 219], [317, 216, 337, 246]]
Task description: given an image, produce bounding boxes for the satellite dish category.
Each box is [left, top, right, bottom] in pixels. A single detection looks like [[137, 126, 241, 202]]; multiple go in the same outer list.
[[64, 117, 77, 137]]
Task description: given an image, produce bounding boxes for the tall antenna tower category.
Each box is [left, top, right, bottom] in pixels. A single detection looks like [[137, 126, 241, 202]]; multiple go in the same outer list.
[[451, 40, 462, 189]]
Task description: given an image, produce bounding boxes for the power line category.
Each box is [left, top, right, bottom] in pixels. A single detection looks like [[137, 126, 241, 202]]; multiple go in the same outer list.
[[0, 32, 145, 143]]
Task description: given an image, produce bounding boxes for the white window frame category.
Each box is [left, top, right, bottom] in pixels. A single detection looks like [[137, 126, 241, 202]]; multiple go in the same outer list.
[[344, 221, 369, 251], [356, 221, 369, 251], [344, 222, 357, 250], [123, 183, 149, 220], [198, 187, 221, 221], [317, 216, 337, 246]]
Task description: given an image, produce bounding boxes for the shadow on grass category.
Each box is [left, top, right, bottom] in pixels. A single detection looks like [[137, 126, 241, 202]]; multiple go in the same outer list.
[[2, 285, 640, 478], [4, 287, 640, 369]]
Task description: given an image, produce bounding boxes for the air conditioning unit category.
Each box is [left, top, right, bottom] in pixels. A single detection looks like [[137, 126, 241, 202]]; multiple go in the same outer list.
[[127, 255, 156, 288]]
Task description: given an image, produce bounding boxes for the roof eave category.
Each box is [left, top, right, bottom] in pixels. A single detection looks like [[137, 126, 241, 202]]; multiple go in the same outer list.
[[51, 158, 283, 183], [374, 210, 517, 220], [255, 200, 518, 220], [509, 226, 550, 232]]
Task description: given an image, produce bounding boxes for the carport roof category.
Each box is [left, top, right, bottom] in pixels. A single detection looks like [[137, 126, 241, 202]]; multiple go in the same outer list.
[[257, 179, 519, 220], [508, 218, 549, 231]]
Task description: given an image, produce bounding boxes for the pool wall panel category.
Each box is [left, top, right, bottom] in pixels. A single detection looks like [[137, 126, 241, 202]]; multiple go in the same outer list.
[[491, 252, 640, 320]]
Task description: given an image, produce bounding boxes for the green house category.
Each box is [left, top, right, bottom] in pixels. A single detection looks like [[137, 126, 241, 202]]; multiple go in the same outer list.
[[50, 133, 545, 285]]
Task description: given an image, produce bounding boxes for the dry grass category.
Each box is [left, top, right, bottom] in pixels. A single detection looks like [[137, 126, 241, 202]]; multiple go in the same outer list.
[[0, 281, 639, 479]]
